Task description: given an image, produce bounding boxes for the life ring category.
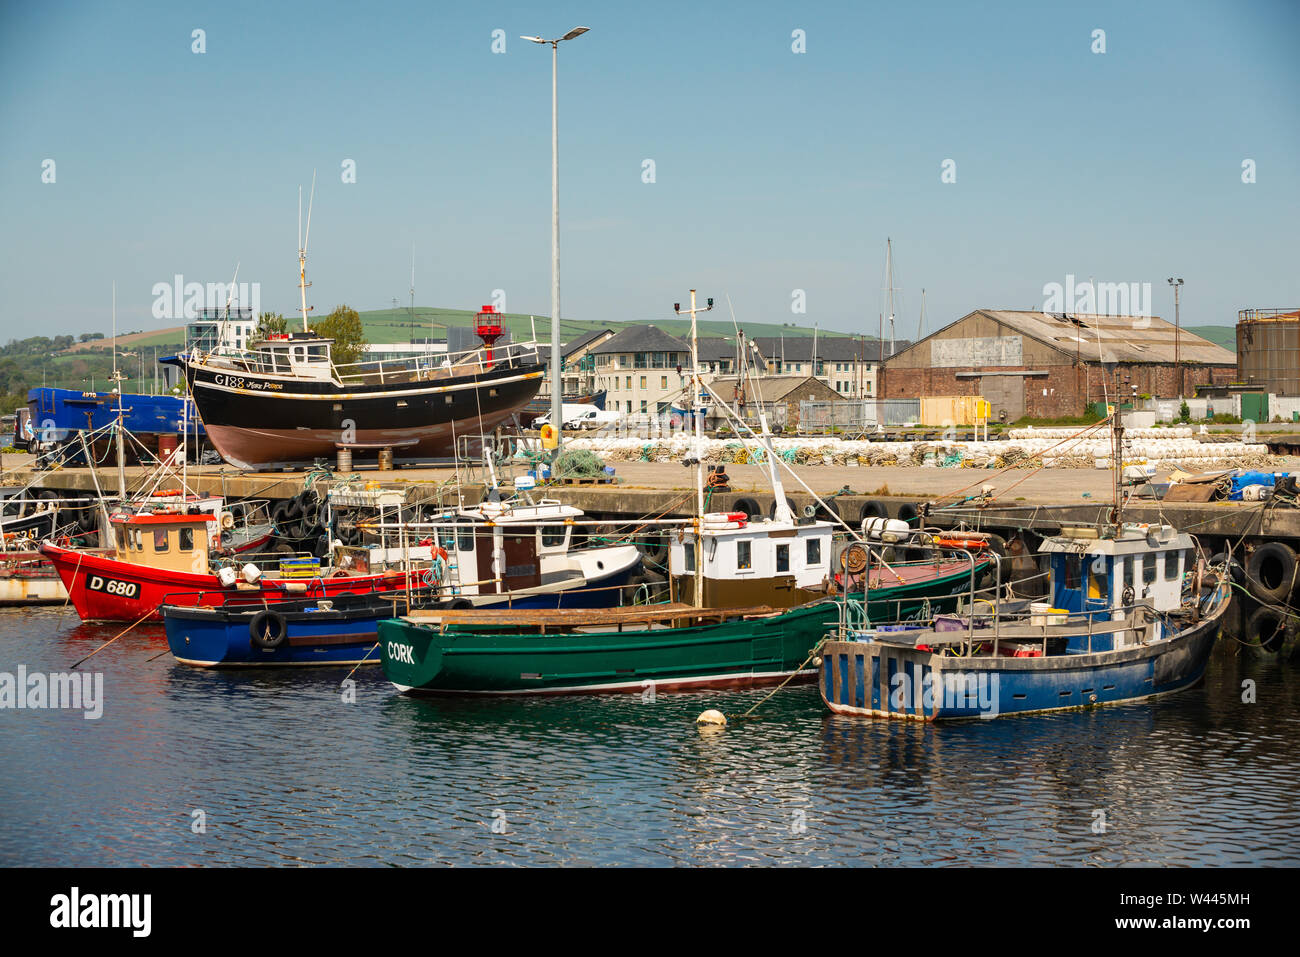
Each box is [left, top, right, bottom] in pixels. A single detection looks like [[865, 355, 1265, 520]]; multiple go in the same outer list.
[[152, 488, 182, 497], [249, 610, 288, 650]]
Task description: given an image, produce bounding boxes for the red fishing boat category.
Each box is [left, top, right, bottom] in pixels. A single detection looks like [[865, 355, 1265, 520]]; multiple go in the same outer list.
[[41, 509, 417, 623]]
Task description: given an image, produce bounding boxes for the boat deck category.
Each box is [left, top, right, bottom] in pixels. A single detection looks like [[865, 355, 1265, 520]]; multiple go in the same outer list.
[[402, 602, 783, 630]]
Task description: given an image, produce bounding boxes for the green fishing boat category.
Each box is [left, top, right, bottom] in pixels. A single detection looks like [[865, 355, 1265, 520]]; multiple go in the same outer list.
[[378, 554, 986, 695]]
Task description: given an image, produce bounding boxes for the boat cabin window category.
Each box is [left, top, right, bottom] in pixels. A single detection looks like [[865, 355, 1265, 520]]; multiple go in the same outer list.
[[684, 544, 695, 572], [1142, 553, 1156, 585], [132, 529, 143, 551], [776, 543, 789, 573], [179, 528, 194, 550], [807, 538, 821, 566], [116, 527, 128, 550], [153, 529, 169, 552], [1164, 549, 1181, 580], [457, 524, 474, 552], [1064, 556, 1081, 590], [737, 540, 752, 570], [541, 525, 566, 548]]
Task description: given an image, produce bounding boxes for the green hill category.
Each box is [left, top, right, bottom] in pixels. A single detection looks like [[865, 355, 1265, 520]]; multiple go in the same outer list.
[[358, 306, 864, 343], [1187, 325, 1235, 351]]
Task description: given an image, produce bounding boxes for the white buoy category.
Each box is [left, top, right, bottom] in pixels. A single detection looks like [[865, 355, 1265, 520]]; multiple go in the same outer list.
[[696, 709, 727, 726]]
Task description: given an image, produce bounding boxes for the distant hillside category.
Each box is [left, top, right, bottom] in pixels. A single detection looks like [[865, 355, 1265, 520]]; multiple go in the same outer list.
[[1188, 325, 1235, 352], [358, 306, 865, 343]]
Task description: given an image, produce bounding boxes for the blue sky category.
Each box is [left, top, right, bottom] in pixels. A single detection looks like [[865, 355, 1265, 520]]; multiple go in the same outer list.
[[1, 0, 1297, 340]]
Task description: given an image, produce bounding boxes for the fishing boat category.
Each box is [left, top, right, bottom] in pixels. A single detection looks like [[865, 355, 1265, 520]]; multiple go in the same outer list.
[[41, 507, 419, 622], [164, 589, 422, 667], [819, 522, 1229, 720]]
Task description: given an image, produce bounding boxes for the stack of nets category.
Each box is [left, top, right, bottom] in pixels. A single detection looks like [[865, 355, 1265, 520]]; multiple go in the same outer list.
[[553, 449, 608, 478]]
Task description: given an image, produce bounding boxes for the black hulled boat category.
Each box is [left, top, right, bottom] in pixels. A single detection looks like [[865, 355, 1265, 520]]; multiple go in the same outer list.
[[164, 307, 543, 470]]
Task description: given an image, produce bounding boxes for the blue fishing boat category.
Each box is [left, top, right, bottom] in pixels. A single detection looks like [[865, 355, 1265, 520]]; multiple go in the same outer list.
[[819, 522, 1230, 720], [164, 591, 413, 667]]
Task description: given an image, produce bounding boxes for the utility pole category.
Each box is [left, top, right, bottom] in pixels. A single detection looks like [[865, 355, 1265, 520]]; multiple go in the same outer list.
[[1167, 278, 1184, 398], [523, 25, 590, 464]]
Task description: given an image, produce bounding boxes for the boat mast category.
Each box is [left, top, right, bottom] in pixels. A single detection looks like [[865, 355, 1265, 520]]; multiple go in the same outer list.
[[298, 171, 316, 333], [111, 282, 126, 500], [676, 290, 712, 607]]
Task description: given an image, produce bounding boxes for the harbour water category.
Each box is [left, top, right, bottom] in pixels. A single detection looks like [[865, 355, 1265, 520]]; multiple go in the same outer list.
[[2, 607, 1297, 867]]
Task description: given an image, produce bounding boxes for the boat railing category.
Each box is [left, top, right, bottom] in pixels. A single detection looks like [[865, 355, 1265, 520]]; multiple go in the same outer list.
[[331, 340, 544, 385]]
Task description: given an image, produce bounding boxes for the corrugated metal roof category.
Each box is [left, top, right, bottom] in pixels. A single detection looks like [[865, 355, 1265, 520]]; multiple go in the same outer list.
[[962, 310, 1236, 365]]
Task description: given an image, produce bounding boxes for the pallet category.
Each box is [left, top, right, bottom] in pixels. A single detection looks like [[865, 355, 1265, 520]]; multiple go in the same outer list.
[[547, 476, 618, 486]]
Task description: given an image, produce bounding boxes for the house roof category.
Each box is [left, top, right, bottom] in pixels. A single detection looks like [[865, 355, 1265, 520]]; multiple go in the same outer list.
[[891, 310, 1236, 366], [706, 375, 839, 402], [590, 325, 691, 355], [563, 328, 613, 357]]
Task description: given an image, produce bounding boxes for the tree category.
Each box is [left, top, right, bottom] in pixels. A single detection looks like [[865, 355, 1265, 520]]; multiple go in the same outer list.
[[312, 305, 367, 366], [256, 312, 288, 339]]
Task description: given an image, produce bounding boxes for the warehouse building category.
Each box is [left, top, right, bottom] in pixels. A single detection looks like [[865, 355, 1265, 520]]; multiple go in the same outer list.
[[878, 309, 1237, 422]]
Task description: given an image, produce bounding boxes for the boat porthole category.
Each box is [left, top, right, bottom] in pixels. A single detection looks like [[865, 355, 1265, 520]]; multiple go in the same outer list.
[[597, 561, 604, 570]]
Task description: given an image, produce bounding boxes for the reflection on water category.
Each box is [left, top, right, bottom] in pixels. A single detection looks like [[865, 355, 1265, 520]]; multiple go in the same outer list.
[[1, 607, 1297, 866]]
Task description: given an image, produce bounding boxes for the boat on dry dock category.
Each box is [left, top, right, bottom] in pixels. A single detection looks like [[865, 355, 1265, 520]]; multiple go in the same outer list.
[[164, 306, 544, 470]]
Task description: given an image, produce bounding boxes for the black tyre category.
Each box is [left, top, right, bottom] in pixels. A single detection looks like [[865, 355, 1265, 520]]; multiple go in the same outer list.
[[897, 502, 921, 527], [249, 610, 288, 650], [1246, 542, 1297, 604], [768, 496, 797, 521], [1242, 604, 1300, 661], [859, 500, 888, 523], [732, 496, 761, 521]]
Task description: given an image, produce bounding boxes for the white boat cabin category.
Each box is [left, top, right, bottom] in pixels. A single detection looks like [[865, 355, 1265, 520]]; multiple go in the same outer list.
[[669, 513, 834, 608], [245, 333, 335, 379], [348, 498, 640, 599], [1039, 523, 1193, 620]]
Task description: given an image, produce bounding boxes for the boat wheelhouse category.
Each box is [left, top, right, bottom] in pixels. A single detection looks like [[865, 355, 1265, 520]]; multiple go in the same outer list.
[[669, 513, 833, 607]]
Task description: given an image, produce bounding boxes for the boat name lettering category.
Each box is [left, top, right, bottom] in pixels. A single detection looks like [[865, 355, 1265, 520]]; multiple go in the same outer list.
[[387, 642, 415, 664], [86, 575, 140, 599], [212, 374, 283, 392]]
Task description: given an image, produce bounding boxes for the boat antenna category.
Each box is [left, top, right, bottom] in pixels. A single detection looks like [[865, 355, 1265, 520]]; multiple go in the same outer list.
[[409, 242, 416, 345], [298, 170, 317, 333], [217, 261, 240, 354]]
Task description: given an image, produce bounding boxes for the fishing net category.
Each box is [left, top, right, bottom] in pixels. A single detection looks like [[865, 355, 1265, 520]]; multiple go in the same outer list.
[[553, 449, 607, 478]]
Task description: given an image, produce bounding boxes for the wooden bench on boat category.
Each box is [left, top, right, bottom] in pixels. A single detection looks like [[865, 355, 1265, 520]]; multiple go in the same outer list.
[[401, 602, 783, 633]]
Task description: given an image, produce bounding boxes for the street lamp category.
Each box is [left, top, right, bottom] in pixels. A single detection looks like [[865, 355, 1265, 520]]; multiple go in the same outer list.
[[522, 25, 590, 461], [1168, 278, 1184, 397]]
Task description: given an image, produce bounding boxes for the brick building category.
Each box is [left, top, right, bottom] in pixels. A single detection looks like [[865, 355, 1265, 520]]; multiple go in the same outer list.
[[879, 310, 1237, 421]]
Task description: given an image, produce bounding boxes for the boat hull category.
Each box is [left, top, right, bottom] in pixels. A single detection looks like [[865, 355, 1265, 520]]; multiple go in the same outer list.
[[39, 543, 416, 623], [165, 595, 408, 667], [379, 598, 838, 695], [819, 601, 1227, 721]]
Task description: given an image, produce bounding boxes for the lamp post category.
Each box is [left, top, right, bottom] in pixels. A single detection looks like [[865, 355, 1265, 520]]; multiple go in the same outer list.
[[1168, 278, 1184, 397], [522, 25, 589, 462]]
